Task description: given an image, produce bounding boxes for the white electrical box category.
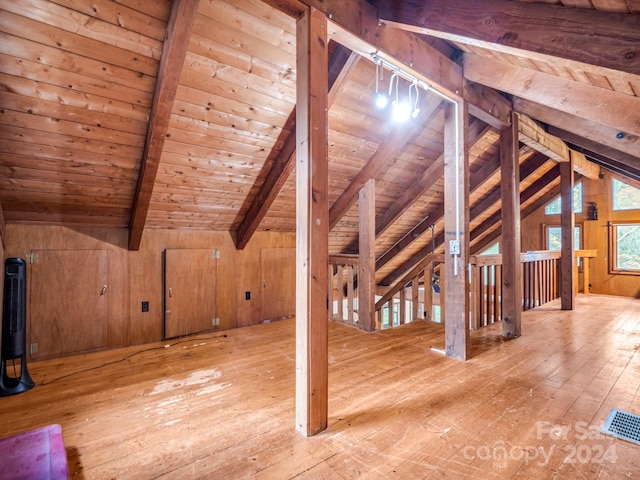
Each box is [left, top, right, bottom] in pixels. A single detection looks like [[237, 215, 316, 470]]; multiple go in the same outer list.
[[449, 240, 460, 255]]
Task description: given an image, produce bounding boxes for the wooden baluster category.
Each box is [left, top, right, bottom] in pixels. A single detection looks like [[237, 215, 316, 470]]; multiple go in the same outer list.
[[347, 264, 354, 323]]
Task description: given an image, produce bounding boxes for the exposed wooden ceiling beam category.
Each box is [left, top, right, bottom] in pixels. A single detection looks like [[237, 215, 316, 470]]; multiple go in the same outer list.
[[517, 113, 600, 180], [377, 0, 640, 76], [128, 0, 199, 251], [513, 97, 640, 161], [235, 45, 359, 250], [379, 154, 553, 286], [564, 143, 640, 184], [547, 126, 640, 176], [328, 98, 443, 230], [463, 54, 640, 139]]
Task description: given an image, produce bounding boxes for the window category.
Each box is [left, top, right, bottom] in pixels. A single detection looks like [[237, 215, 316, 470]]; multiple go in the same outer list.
[[545, 182, 583, 215], [480, 242, 499, 255], [609, 223, 640, 274], [612, 179, 640, 211], [546, 225, 581, 251]]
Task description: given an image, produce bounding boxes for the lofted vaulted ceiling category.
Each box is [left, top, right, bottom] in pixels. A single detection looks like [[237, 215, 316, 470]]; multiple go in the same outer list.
[[0, 0, 639, 288]]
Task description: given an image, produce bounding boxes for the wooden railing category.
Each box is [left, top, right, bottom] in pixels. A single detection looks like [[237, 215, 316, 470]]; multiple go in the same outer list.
[[328, 255, 358, 325], [374, 254, 443, 329], [332, 249, 596, 332]]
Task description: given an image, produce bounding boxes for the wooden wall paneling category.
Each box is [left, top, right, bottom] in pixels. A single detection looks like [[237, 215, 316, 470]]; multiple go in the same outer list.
[[443, 100, 470, 360], [260, 248, 296, 321], [500, 112, 522, 338], [358, 179, 376, 332], [29, 249, 109, 360], [0, 202, 5, 249], [560, 160, 576, 310], [295, 7, 329, 437]]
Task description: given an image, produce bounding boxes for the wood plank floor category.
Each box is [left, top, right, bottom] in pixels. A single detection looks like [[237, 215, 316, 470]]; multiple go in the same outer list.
[[1, 294, 639, 479]]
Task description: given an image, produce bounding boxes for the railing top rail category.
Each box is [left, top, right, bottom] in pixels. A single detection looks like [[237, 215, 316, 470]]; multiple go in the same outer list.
[[329, 254, 359, 266]]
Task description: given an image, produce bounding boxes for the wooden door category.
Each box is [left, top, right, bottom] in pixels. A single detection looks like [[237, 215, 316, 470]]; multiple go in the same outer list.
[[260, 248, 295, 321], [164, 249, 217, 339], [29, 249, 108, 359]]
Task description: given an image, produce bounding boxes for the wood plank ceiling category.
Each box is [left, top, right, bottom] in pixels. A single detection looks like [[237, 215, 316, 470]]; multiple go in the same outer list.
[[0, 0, 639, 287]]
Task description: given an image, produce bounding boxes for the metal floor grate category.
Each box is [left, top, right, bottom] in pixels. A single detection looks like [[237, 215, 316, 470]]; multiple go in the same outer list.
[[601, 409, 640, 446]]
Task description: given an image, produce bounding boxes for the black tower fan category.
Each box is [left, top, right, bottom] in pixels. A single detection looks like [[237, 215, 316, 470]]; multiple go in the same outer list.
[[0, 258, 34, 396]]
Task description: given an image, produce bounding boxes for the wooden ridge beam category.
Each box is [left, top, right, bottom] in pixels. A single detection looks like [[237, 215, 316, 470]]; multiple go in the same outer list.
[[263, 0, 515, 129], [329, 99, 442, 230], [464, 54, 640, 139], [513, 97, 640, 161], [378, 0, 640, 76], [128, 0, 199, 251], [235, 45, 358, 249]]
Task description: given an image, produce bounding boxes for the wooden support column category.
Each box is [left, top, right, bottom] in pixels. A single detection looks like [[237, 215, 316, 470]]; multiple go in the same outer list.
[[560, 158, 575, 310], [501, 112, 522, 338], [358, 179, 376, 332], [443, 101, 470, 361], [295, 7, 329, 437]]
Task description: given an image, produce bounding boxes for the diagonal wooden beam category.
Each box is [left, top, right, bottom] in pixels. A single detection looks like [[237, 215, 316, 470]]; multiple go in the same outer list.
[[379, 156, 555, 285], [547, 126, 640, 177], [375, 119, 490, 238], [463, 54, 640, 139], [566, 144, 640, 184], [328, 98, 443, 230], [513, 97, 640, 161], [128, 0, 199, 251], [378, 0, 640, 76], [235, 45, 359, 249]]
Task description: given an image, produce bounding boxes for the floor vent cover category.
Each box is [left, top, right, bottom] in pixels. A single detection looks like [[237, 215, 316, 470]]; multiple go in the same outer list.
[[601, 409, 640, 445]]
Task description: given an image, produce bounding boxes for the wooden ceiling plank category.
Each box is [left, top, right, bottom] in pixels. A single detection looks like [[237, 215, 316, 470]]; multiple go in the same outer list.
[[329, 98, 444, 231], [235, 45, 359, 250], [128, 0, 199, 251], [465, 54, 640, 141], [375, 119, 490, 239], [378, 0, 640, 76]]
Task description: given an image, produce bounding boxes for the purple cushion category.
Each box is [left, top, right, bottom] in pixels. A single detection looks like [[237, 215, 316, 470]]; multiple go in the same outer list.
[[0, 424, 68, 480]]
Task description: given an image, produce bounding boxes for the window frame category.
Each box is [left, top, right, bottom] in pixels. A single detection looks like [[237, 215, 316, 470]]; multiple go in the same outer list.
[[608, 221, 640, 276]]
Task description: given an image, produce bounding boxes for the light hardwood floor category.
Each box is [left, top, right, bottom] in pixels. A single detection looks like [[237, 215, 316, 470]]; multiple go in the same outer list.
[[1, 294, 639, 479]]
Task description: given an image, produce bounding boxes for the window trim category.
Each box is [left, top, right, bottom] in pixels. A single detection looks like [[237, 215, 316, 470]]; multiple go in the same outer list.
[[608, 221, 640, 276]]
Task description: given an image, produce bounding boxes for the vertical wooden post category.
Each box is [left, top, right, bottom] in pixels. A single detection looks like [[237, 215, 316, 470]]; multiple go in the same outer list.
[[560, 159, 575, 310], [295, 7, 329, 437], [412, 275, 420, 321], [347, 264, 354, 323], [337, 264, 344, 319], [500, 112, 522, 338], [358, 179, 376, 332], [443, 101, 470, 360], [424, 268, 433, 321]]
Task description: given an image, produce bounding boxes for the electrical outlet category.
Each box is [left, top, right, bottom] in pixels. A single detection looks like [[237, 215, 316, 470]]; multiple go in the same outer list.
[[141, 301, 149, 313], [449, 240, 460, 255], [245, 291, 251, 300], [212, 318, 220, 327]]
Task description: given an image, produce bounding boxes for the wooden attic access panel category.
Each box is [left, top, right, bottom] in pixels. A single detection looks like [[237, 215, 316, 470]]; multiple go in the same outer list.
[[163, 249, 217, 339], [260, 247, 295, 322], [29, 249, 108, 360]]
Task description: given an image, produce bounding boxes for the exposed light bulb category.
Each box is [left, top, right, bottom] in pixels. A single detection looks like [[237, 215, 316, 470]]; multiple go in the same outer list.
[[374, 92, 388, 109], [392, 100, 411, 122]]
